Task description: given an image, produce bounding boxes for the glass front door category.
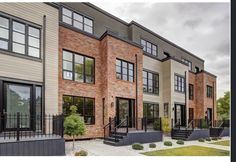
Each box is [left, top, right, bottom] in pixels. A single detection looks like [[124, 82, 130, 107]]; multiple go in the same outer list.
[[174, 104, 186, 127]]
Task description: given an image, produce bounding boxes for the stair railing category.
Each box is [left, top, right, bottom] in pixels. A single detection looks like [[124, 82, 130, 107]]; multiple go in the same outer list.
[[103, 117, 116, 139], [186, 119, 194, 131], [114, 117, 128, 142]]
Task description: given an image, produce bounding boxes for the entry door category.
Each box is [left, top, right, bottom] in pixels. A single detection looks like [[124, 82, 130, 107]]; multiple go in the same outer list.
[[207, 108, 213, 124], [174, 104, 186, 127], [4, 83, 32, 130]]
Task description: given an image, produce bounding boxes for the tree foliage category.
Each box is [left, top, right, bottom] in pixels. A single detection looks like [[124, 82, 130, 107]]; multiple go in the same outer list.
[[217, 91, 230, 120]]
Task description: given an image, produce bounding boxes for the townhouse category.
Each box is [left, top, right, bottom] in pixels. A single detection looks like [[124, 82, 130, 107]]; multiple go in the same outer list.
[[0, 2, 217, 140]]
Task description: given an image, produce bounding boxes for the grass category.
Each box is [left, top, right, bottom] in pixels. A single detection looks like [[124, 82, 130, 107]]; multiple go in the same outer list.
[[210, 140, 230, 146], [142, 146, 229, 156]]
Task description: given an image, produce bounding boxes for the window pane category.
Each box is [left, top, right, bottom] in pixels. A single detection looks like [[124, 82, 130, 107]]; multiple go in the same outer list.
[[63, 51, 73, 61], [62, 8, 72, 17], [85, 57, 94, 75], [84, 98, 94, 116], [122, 61, 127, 68], [116, 59, 121, 66], [13, 43, 25, 54], [74, 54, 83, 64], [84, 25, 93, 34], [152, 45, 157, 51], [143, 71, 147, 78], [62, 15, 72, 25], [73, 13, 83, 22], [123, 74, 127, 81], [13, 32, 25, 44], [0, 27, 9, 39], [129, 63, 133, 70], [147, 42, 151, 48], [63, 60, 72, 71], [0, 40, 8, 50], [63, 96, 73, 114], [73, 20, 83, 30], [75, 73, 83, 82], [74, 63, 83, 74], [84, 18, 93, 26], [116, 66, 121, 73], [29, 27, 40, 38], [129, 76, 133, 82], [74, 97, 83, 115], [28, 47, 40, 58], [0, 16, 9, 28], [129, 69, 133, 76], [123, 68, 127, 74], [147, 47, 151, 53], [13, 21, 25, 33], [116, 73, 121, 79], [28, 36, 40, 48], [141, 39, 146, 46], [63, 71, 73, 80]]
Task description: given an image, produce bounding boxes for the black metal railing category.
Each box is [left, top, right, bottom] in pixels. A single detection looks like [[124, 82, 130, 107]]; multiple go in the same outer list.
[[103, 117, 116, 139], [0, 112, 64, 141]]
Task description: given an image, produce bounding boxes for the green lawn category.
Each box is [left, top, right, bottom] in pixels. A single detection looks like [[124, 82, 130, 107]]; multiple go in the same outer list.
[[142, 146, 229, 156], [210, 140, 230, 146]]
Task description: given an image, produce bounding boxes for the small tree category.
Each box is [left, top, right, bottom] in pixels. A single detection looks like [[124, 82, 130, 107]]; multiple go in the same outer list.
[[64, 105, 86, 151], [161, 117, 171, 134], [217, 91, 230, 120]]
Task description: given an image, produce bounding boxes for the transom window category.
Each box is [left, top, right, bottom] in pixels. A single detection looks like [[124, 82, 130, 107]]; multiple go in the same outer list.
[[174, 74, 185, 93], [62, 7, 93, 34], [116, 59, 134, 82], [182, 58, 192, 70], [62, 50, 95, 84], [207, 85, 213, 98], [189, 84, 194, 100], [143, 70, 159, 95], [63, 95, 95, 125], [141, 39, 157, 57], [0, 15, 40, 58]]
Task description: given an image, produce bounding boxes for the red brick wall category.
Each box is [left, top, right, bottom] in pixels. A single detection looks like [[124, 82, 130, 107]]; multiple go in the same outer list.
[[59, 26, 143, 139]]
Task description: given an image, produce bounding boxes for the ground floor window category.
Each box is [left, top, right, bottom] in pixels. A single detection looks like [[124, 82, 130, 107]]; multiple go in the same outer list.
[[143, 102, 159, 121], [63, 95, 95, 125]]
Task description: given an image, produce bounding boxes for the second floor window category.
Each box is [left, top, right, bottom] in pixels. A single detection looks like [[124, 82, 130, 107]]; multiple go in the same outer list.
[[189, 84, 194, 100], [62, 50, 95, 84], [182, 58, 192, 71], [143, 70, 159, 95], [141, 39, 157, 57], [0, 15, 41, 58], [207, 85, 213, 98], [62, 7, 93, 34], [174, 74, 185, 93], [116, 59, 134, 82]]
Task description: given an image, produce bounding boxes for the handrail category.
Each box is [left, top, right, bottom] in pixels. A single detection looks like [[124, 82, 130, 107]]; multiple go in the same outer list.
[[103, 117, 115, 139], [186, 119, 194, 131], [114, 117, 128, 142]]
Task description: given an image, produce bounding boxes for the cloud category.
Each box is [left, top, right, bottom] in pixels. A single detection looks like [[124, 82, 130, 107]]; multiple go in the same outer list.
[[93, 2, 230, 98]]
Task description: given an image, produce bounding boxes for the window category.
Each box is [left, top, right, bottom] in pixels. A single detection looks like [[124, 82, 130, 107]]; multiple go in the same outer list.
[[164, 103, 169, 118], [207, 85, 213, 98], [62, 50, 95, 83], [116, 59, 134, 82], [63, 95, 95, 124], [0, 15, 41, 58], [143, 70, 159, 95], [141, 39, 157, 57], [182, 58, 192, 70], [189, 84, 194, 100], [143, 103, 159, 124], [174, 74, 185, 93], [62, 7, 93, 34]]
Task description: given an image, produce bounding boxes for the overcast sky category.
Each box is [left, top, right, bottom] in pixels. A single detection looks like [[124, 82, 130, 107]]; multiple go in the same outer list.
[[93, 2, 230, 99]]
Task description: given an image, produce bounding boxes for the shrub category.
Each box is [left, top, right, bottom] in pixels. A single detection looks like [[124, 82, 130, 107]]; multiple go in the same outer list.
[[212, 137, 218, 141], [161, 118, 171, 133], [149, 143, 156, 148], [176, 140, 184, 145], [132, 143, 144, 150], [205, 137, 212, 141], [74, 150, 88, 156], [201, 119, 208, 128], [198, 138, 205, 142], [218, 137, 222, 140], [164, 141, 172, 146]]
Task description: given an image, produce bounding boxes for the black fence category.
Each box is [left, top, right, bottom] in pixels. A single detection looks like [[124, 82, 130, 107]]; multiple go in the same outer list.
[[0, 113, 64, 141]]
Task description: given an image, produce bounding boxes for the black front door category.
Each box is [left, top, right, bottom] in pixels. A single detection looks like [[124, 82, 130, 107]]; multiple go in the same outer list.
[[116, 98, 134, 127], [207, 108, 213, 126], [174, 104, 186, 127]]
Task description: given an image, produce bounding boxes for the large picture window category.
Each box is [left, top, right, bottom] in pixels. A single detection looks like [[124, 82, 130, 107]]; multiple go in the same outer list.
[[141, 39, 157, 57], [174, 74, 185, 93], [63, 95, 95, 125], [116, 59, 134, 82], [0, 15, 41, 58], [62, 7, 93, 34], [62, 50, 95, 84], [143, 70, 159, 95], [207, 85, 213, 98]]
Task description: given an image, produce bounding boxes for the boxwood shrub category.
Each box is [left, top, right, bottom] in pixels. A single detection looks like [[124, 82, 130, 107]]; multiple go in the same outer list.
[[198, 138, 205, 142], [132, 143, 144, 150], [212, 137, 219, 141], [164, 141, 172, 146], [205, 137, 212, 141], [149, 143, 156, 148], [74, 150, 88, 156], [176, 140, 184, 145]]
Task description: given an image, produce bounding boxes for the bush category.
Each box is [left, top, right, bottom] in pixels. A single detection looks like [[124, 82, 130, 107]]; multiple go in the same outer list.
[[161, 118, 171, 133], [198, 138, 205, 142], [218, 137, 222, 140], [176, 140, 184, 145], [201, 119, 208, 128], [74, 150, 88, 156], [132, 143, 144, 150], [149, 143, 156, 148], [205, 137, 212, 141], [212, 137, 218, 141], [164, 141, 172, 146]]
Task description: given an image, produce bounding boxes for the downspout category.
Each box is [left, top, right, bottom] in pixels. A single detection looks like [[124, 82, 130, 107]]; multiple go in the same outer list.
[[135, 54, 138, 129], [185, 71, 187, 127], [213, 81, 215, 126], [43, 15, 46, 118]]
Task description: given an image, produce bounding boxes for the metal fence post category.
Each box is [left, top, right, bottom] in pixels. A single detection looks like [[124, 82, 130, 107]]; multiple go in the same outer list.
[[145, 117, 147, 132], [16, 112, 20, 141], [61, 115, 64, 138]]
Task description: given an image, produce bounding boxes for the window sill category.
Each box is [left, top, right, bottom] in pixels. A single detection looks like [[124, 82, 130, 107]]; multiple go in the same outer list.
[[62, 78, 95, 85]]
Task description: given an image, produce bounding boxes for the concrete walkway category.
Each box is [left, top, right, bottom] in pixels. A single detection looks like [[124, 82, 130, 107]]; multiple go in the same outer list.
[[65, 136, 230, 156]]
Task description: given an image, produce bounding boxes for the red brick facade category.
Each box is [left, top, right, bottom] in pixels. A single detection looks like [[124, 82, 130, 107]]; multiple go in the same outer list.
[[59, 26, 143, 139]]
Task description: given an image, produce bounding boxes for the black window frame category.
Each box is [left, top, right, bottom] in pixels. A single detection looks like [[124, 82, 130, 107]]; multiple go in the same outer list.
[[116, 58, 134, 82], [143, 102, 159, 119], [61, 6, 94, 34], [181, 58, 192, 71], [189, 84, 194, 100], [62, 50, 95, 84], [143, 70, 159, 95], [140, 39, 158, 57], [206, 85, 213, 98], [62, 95, 95, 125], [174, 74, 185, 93], [0, 13, 41, 59]]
